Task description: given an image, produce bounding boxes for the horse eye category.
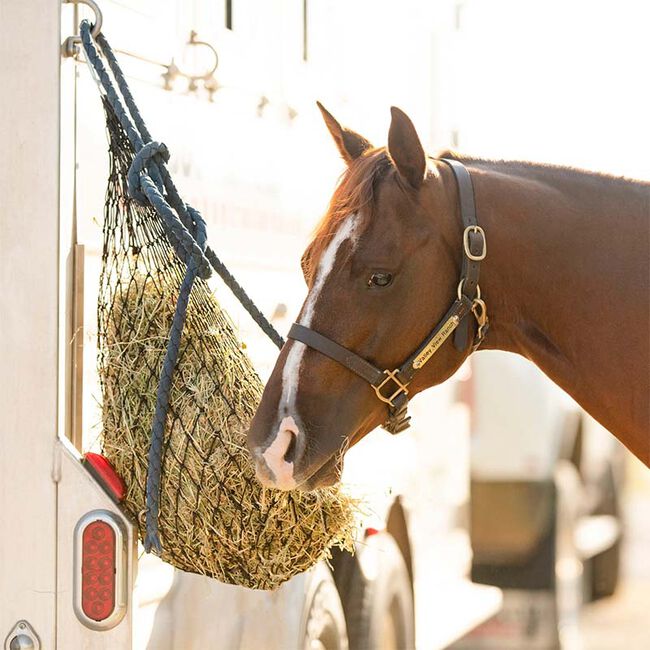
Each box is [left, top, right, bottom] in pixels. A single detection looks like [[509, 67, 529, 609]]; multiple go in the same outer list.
[[368, 272, 393, 288]]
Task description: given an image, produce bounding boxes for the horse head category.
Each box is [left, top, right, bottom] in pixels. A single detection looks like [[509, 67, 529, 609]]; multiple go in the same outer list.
[[247, 104, 475, 490]]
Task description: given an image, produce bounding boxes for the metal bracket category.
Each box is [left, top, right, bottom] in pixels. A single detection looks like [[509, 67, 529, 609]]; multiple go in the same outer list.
[[161, 31, 220, 100], [62, 0, 103, 58]]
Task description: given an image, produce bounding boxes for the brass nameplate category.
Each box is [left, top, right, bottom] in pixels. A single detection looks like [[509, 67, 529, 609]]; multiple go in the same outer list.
[[412, 315, 460, 369]]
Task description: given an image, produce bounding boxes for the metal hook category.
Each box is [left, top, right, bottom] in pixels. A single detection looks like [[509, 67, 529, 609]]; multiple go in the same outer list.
[[471, 296, 489, 348], [62, 0, 103, 58]]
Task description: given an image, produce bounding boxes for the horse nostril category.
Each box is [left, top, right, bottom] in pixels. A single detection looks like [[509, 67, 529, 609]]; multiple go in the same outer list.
[[283, 431, 298, 464]]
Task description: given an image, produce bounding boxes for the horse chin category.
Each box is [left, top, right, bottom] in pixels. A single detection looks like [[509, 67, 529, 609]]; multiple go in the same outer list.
[[296, 455, 342, 491], [296, 422, 373, 491]]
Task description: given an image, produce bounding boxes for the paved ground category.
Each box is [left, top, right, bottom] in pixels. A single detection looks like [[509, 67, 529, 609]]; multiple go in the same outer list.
[[579, 460, 650, 650]]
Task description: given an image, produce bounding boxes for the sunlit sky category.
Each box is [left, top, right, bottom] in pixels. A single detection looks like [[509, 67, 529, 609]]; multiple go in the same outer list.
[[303, 0, 650, 179], [452, 0, 650, 179]]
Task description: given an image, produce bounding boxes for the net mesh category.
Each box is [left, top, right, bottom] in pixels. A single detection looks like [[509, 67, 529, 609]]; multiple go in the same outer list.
[[97, 100, 356, 590]]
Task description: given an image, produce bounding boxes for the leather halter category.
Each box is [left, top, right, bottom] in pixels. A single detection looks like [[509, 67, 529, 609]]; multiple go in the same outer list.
[[288, 159, 488, 434]]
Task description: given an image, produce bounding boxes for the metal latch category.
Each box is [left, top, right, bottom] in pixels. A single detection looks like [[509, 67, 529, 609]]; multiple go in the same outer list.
[[4, 621, 41, 650]]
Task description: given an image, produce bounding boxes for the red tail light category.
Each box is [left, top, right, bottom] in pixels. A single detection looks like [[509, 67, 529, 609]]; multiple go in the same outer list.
[[365, 527, 382, 537], [74, 511, 127, 630], [83, 452, 126, 502], [81, 520, 116, 620]]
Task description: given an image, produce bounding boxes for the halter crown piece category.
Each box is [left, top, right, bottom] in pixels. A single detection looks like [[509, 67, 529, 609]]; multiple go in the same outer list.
[[288, 159, 489, 434]]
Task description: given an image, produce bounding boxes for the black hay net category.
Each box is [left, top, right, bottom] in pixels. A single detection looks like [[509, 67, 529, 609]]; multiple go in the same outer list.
[[96, 100, 355, 590]]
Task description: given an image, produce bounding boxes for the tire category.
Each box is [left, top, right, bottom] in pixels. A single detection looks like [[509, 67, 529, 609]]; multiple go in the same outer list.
[[335, 532, 415, 650], [301, 563, 349, 650]]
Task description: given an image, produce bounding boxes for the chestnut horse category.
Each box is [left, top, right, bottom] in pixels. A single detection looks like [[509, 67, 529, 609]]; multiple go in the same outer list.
[[247, 104, 650, 491]]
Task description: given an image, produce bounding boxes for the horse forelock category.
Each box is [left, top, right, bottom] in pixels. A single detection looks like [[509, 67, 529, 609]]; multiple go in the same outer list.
[[302, 148, 393, 285]]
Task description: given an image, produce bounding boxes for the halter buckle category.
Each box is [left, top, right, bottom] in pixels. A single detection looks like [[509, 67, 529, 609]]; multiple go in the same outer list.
[[463, 225, 487, 261], [373, 369, 410, 408]]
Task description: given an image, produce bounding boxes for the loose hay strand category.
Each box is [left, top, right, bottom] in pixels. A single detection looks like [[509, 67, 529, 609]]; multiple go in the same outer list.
[[98, 100, 358, 590]]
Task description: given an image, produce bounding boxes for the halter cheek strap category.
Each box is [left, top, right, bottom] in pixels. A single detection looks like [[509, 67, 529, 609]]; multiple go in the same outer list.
[[288, 159, 488, 435], [441, 159, 487, 351]]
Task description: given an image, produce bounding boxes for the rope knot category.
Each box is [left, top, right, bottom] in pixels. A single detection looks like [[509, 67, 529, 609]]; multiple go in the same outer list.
[[128, 141, 170, 204]]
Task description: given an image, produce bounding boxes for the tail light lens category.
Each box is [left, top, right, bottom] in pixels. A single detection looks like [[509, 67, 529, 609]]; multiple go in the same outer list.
[[82, 453, 126, 502], [81, 520, 116, 620], [74, 510, 127, 630]]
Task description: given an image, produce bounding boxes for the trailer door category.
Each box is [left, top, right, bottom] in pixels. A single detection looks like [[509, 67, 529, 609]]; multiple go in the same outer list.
[[0, 3, 61, 648]]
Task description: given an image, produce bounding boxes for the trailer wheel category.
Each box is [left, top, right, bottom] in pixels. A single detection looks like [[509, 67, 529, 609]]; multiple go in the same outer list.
[[301, 563, 349, 650], [337, 532, 414, 650]]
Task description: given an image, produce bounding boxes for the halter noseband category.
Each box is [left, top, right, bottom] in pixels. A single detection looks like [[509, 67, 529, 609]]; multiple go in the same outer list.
[[288, 159, 488, 434]]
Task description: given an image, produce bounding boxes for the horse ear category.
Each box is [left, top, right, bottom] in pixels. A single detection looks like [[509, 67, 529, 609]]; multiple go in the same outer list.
[[317, 101, 372, 164], [387, 106, 426, 189]]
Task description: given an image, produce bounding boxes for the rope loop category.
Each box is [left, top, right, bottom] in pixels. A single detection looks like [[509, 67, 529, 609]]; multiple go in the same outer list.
[[128, 141, 170, 204]]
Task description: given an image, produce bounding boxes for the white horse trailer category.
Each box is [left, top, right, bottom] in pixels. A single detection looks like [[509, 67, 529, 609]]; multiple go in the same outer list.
[[1, 2, 501, 649]]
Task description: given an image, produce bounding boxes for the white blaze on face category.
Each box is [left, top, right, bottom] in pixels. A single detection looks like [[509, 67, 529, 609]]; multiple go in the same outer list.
[[261, 213, 360, 486], [282, 213, 360, 409]]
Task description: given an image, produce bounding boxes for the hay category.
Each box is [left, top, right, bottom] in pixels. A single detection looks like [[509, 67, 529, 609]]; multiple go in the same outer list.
[[97, 101, 358, 591]]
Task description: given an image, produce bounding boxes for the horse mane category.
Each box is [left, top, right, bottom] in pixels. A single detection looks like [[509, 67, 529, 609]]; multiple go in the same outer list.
[[303, 147, 392, 282], [436, 149, 649, 189]]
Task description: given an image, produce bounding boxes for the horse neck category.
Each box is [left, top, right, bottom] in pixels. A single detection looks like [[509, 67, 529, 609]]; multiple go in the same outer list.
[[448, 159, 650, 462]]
